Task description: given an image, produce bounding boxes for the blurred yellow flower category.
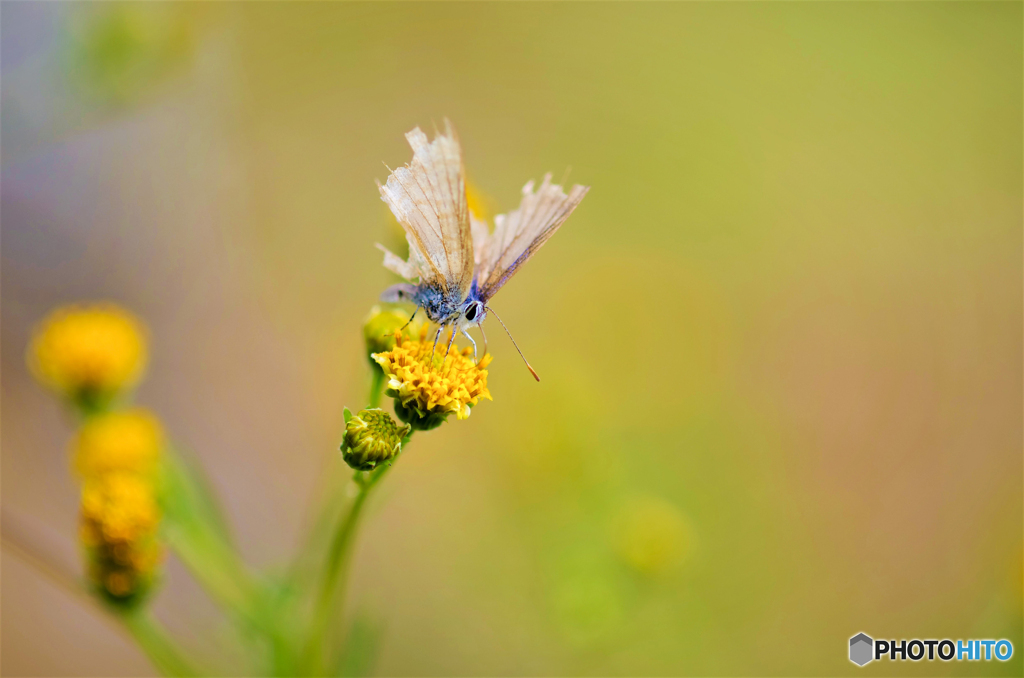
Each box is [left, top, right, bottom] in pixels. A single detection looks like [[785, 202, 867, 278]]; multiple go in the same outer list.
[[551, 569, 624, 646], [28, 303, 147, 405], [466, 181, 492, 221], [363, 305, 422, 360], [372, 327, 491, 429], [340, 407, 410, 471], [80, 473, 160, 544], [68, 5, 195, 106], [73, 409, 164, 480], [612, 496, 693, 576], [79, 472, 163, 603]]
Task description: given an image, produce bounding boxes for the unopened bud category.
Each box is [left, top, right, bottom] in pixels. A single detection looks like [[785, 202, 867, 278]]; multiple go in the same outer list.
[[340, 407, 410, 471]]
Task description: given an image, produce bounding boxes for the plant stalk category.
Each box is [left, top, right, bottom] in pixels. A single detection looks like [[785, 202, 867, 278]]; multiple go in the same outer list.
[[368, 368, 386, 408], [122, 609, 201, 677], [302, 360, 401, 672], [305, 458, 398, 673]]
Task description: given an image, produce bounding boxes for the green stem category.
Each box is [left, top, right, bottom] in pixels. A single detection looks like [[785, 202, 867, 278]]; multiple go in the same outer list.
[[304, 456, 397, 674], [162, 524, 261, 625], [300, 362, 400, 672], [368, 368, 386, 408], [4, 523, 203, 676], [160, 452, 265, 630], [122, 609, 201, 677]]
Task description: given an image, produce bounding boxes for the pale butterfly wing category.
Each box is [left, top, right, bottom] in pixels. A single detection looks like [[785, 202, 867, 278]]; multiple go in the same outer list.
[[377, 123, 473, 300], [477, 174, 589, 301], [376, 243, 418, 281], [377, 234, 434, 282], [470, 213, 490, 268]]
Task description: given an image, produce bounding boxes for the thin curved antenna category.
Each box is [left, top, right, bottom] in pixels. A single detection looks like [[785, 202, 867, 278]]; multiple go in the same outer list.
[[485, 306, 540, 381], [400, 307, 420, 332]]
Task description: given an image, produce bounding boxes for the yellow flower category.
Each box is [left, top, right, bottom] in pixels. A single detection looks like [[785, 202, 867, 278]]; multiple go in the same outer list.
[[372, 327, 492, 430], [466, 181, 492, 221], [611, 497, 693, 576], [73, 409, 164, 480], [340, 407, 410, 471], [363, 305, 422, 360], [79, 473, 163, 603], [80, 473, 160, 544], [28, 303, 147, 406]]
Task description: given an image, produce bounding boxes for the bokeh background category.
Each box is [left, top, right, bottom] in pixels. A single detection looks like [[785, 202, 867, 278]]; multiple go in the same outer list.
[[2, 2, 1021, 676]]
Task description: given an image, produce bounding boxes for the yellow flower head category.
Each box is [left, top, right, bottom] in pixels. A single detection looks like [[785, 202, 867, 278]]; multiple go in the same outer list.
[[363, 305, 422, 360], [80, 473, 160, 545], [73, 409, 164, 480], [28, 303, 147, 406], [340, 407, 410, 471], [372, 327, 492, 430], [79, 472, 163, 604]]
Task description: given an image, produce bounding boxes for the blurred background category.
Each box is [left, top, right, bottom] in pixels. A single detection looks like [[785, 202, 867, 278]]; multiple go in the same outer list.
[[2, 2, 1021, 676]]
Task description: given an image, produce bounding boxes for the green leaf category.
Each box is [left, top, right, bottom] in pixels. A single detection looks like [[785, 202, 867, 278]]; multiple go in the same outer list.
[[121, 609, 202, 677], [158, 447, 264, 630], [334, 611, 384, 677]]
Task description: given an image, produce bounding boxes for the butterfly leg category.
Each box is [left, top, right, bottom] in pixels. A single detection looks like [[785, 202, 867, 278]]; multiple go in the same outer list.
[[444, 325, 458, 357], [431, 325, 443, 360], [461, 329, 478, 363]]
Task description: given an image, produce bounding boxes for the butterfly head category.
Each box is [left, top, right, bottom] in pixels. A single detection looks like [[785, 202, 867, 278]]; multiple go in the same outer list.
[[460, 300, 487, 328]]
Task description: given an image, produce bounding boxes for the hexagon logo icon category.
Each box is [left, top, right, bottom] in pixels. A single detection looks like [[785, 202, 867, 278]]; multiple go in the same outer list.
[[849, 633, 874, 666]]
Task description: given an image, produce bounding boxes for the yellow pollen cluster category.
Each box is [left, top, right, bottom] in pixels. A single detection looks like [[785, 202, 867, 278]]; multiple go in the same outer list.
[[74, 409, 164, 480], [28, 303, 147, 400], [372, 327, 492, 421]]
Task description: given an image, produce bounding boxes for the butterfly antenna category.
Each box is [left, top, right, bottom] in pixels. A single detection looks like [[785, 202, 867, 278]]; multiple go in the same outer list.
[[400, 307, 419, 332], [485, 307, 540, 381]]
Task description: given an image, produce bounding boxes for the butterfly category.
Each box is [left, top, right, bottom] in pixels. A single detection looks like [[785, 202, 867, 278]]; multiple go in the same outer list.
[[376, 121, 589, 380]]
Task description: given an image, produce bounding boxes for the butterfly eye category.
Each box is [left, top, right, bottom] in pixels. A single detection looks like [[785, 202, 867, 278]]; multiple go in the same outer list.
[[465, 303, 479, 322]]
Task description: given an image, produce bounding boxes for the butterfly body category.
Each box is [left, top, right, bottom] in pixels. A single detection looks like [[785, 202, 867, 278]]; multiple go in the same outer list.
[[380, 280, 484, 328], [417, 284, 460, 325], [377, 122, 588, 377]]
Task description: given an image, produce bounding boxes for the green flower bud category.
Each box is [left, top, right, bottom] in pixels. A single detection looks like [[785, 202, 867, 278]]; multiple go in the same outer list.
[[363, 305, 417, 363], [340, 407, 410, 471]]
